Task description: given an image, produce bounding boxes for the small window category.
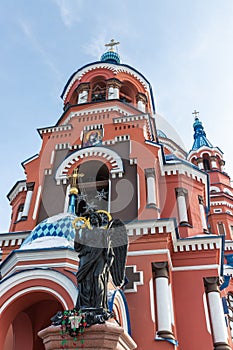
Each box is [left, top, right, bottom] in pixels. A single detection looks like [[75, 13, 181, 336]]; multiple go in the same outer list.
[[217, 222, 225, 235], [214, 209, 222, 213]]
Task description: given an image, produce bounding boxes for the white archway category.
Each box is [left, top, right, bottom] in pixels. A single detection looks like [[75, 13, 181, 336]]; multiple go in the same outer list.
[[55, 146, 124, 182]]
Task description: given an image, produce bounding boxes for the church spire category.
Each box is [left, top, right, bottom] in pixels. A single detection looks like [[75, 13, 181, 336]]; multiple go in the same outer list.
[[191, 111, 213, 151]]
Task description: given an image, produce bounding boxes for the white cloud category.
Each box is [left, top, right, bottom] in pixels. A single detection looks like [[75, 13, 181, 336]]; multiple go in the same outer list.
[[52, 0, 83, 28]]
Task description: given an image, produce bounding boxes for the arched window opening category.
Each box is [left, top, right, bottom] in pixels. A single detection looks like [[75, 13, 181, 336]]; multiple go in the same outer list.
[[203, 154, 211, 171], [91, 81, 106, 102], [119, 82, 137, 106], [76, 161, 109, 212]]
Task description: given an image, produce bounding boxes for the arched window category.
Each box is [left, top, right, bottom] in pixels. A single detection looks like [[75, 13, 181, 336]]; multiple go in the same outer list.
[[203, 155, 211, 171], [76, 161, 109, 212], [119, 82, 137, 106], [91, 81, 106, 102]]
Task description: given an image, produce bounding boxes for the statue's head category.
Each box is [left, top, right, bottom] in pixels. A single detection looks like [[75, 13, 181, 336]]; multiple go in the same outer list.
[[89, 212, 102, 227]]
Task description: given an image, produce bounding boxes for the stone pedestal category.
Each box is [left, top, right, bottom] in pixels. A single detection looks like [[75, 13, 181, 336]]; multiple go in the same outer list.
[[38, 320, 137, 350]]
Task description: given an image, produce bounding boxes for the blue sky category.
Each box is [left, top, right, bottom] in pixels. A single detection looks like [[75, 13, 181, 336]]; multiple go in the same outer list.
[[1, 0, 233, 232]]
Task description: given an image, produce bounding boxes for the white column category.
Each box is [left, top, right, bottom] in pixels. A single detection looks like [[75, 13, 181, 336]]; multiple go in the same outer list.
[[137, 100, 146, 112], [220, 160, 226, 173], [197, 158, 204, 170], [153, 262, 174, 340], [204, 277, 231, 350], [210, 156, 217, 169], [78, 90, 88, 104], [198, 195, 208, 231], [136, 93, 147, 113], [145, 169, 156, 208], [22, 182, 34, 219], [17, 205, 24, 221], [176, 188, 188, 224], [108, 86, 119, 99]]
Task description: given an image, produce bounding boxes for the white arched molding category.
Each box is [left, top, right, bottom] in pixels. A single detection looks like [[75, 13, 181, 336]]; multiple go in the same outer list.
[[210, 186, 221, 193], [55, 146, 124, 184], [1, 269, 78, 313]]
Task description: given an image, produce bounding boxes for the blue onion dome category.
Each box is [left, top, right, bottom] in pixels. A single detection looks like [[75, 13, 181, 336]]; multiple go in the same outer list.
[[100, 50, 120, 64], [191, 116, 213, 151], [100, 39, 121, 64], [193, 117, 205, 133], [20, 212, 77, 250]]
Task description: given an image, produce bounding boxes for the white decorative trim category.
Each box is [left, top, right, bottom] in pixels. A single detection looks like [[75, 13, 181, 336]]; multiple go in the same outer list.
[[32, 185, 41, 220], [3, 262, 78, 277], [1, 269, 77, 312], [83, 124, 103, 131], [38, 124, 73, 135], [55, 146, 124, 182], [113, 113, 149, 124], [126, 219, 222, 258], [211, 201, 233, 209], [149, 278, 155, 322], [172, 264, 220, 272], [0, 232, 29, 248], [112, 290, 130, 334], [55, 143, 71, 150], [224, 241, 233, 251], [62, 62, 150, 101], [203, 292, 212, 334], [1, 286, 69, 313], [62, 106, 130, 125], [124, 265, 144, 293], [210, 186, 221, 193], [8, 181, 26, 202], [223, 188, 233, 196], [1, 248, 78, 278]]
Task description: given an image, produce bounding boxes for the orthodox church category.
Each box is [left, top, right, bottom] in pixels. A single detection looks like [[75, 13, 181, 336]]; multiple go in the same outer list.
[[1, 40, 233, 350]]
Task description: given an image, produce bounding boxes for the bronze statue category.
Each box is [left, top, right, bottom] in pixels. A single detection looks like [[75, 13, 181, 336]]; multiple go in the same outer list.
[[73, 203, 128, 312]]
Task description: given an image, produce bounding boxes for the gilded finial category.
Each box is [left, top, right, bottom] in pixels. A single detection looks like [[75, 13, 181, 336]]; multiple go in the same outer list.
[[105, 39, 120, 52], [69, 169, 84, 195]]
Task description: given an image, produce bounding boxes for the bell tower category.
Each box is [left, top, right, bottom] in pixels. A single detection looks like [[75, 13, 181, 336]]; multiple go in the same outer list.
[[188, 112, 233, 239]]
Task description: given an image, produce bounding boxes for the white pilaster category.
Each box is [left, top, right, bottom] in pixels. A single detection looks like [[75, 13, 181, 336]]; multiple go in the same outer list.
[[176, 188, 188, 224]]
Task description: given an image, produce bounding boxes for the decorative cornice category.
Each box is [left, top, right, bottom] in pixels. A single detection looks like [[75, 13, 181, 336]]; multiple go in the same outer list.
[[38, 124, 73, 136], [0, 231, 30, 248], [62, 105, 131, 125], [62, 62, 151, 101], [7, 181, 26, 202], [1, 248, 78, 278], [55, 146, 124, 183]]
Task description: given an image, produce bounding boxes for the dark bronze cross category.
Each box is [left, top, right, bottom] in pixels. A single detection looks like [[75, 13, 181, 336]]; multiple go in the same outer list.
[[105, 39, 120, 51], [192, 109, 199, 118]]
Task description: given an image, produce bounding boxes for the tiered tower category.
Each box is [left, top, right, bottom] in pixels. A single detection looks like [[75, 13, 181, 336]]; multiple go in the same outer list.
[[1, 42, 233, 350]]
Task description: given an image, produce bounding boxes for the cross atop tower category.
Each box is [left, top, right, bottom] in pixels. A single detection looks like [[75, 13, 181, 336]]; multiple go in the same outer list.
[[105, 39, 120, 52], [69, 169, 84, 190], [192, 109, 199, 119]]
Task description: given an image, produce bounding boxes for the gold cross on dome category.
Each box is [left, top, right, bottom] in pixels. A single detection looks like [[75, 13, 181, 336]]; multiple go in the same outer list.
[[192, 109, 199, 118], [105, 39, 120, 51], [69, 169, 84, 188]]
